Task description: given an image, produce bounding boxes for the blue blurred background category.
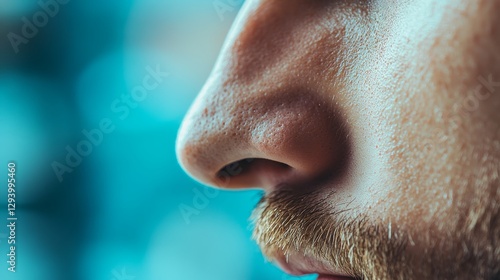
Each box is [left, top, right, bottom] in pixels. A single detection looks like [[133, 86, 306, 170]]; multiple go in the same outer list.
[[0, 0, 318, 279]]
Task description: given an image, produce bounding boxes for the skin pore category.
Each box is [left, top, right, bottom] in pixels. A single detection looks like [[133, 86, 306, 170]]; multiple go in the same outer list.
[[176, 0, 500, 279]]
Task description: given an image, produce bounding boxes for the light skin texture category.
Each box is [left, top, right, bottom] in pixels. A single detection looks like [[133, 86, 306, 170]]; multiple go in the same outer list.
[[176, 0, 500, 279]]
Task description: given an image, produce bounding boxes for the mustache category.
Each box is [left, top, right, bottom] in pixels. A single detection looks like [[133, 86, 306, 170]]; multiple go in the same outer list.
[[250, 189, 408, 279]]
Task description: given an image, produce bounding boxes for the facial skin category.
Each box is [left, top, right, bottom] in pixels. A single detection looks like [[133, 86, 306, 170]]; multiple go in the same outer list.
[[176, 0, 500, 279]]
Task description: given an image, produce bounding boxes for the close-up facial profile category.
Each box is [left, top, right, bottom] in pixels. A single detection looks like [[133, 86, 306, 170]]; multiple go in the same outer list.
[[0, 0, 498, 280], [177, 0, 500, 279]]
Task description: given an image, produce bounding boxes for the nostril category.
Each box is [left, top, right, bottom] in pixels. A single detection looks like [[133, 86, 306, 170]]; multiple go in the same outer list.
[[217, 158, 256, 181], [216, 158, 293, 189]]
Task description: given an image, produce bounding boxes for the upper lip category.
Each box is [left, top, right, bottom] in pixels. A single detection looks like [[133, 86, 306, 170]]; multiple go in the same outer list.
[[272, 249, 354, 278]]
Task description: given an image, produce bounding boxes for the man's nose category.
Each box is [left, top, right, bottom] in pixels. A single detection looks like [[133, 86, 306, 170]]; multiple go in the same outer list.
[[176, 0, 348, 192]]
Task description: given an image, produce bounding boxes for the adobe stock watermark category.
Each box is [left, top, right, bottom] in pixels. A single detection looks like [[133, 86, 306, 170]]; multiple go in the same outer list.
[[51, 64, 169, 182], [179, 158, 253, 224], [450, 74, 500, 128], [213, 0, 243, 21], [111, 267, 135, 280], [7, 0, 71, 54]]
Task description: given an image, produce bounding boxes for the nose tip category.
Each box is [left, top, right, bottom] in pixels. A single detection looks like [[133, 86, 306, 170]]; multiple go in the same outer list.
[[176, 88, 347, 192]]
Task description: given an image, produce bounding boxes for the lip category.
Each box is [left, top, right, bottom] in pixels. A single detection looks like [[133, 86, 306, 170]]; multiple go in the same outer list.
[[273, 249, 355, 280]]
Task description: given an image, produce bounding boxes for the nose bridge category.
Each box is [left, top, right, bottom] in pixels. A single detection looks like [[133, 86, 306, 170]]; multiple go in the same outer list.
[[222, 1, 299, 83], [214, 0, 335, 86]]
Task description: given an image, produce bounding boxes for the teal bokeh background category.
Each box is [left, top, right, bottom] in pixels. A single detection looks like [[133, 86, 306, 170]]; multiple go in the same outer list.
[[0, 0, 318, 279]]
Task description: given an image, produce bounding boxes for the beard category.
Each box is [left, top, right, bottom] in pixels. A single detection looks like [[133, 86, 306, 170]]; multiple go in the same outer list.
[[251, 187, 500, 280]]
